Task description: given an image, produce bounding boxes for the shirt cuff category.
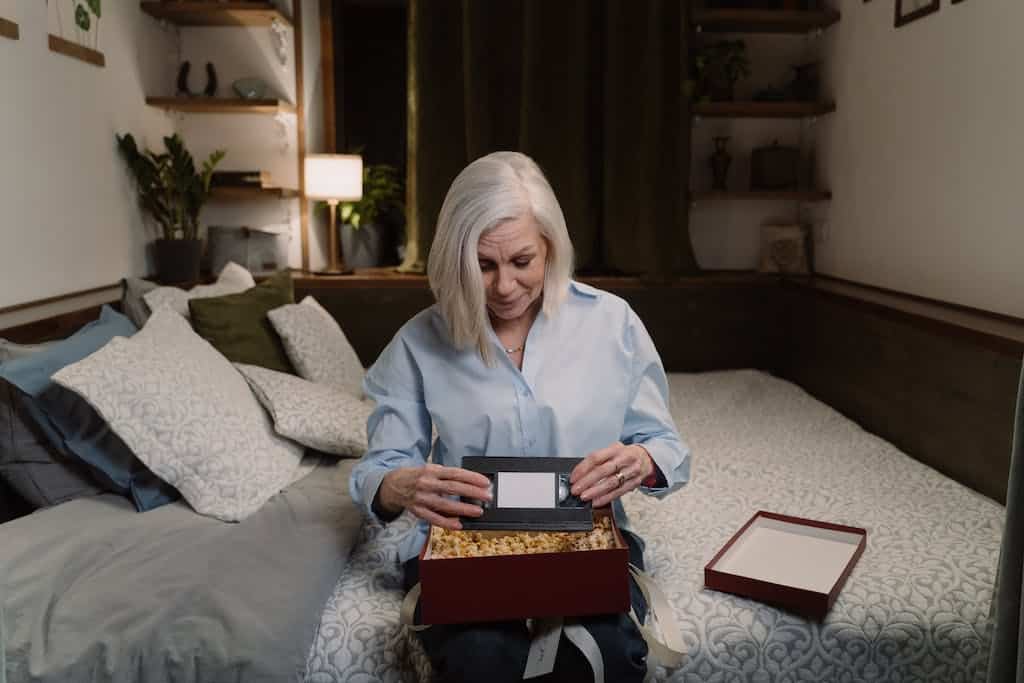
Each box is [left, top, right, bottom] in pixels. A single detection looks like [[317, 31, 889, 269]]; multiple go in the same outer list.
[[637, 446, 666, 488], [360, 467, 400, 525], [634, 441, 672, 494]]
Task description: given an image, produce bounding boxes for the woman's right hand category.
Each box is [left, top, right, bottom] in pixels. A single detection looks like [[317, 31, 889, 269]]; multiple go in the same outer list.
[[377, 464, 492, 529]]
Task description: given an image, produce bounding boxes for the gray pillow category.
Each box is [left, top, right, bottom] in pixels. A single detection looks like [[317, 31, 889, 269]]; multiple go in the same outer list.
[[267, 296, 365, 398], [52, 307, 304, 522], [0, 339, 56, 362], [0, 378, 106, 508], [120, 277, 159, 329], [235, 363, 371, 457]]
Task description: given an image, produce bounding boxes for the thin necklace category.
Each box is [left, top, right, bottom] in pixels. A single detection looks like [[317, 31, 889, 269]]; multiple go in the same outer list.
[[504, 344, 524, 354]]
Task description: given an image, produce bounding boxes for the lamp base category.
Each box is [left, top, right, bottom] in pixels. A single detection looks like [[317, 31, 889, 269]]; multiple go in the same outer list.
[[312, 265, 354, 276]]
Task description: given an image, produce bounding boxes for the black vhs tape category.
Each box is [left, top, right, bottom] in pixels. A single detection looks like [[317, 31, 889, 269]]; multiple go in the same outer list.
[[459, 456, 593, 532]]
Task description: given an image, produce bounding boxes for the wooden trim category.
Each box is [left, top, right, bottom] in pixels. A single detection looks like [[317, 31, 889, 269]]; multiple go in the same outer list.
[[788, 277, 1024, 356], [145, 97, 295, 115], [140, 2, 292, 28], [295, 0, 310, 272], [48, 34, 105, 67], [812, 273, 1024, 328], [0, 283, 120, 317], [209, 186, 299, 200], [294, 268, 785, 291], [320, 0, 336, 153], [0, 305, 120, 344], [690, 191, 832, 202], [693, 101, 835, 119], [0, 17, 18, 41], [692, 8, 840, 34]]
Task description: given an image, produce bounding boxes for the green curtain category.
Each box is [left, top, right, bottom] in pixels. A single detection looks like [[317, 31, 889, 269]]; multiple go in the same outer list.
[[988, 358, 1024, 682], [399, 0, 698, 278]]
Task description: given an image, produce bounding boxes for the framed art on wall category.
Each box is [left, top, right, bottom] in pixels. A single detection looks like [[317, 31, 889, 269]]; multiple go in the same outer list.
[[46, 0, 105, 67], [895, 0, 940, 27]]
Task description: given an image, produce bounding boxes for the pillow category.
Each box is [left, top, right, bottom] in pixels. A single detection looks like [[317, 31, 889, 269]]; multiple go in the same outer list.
[[267, 296, 365, 397], [0, 306, 179, 511], [188, 269, 295, 374], [52, 307, 305, 522], [235, 363, 371, 457], [121, 276, 158, 328], [142, 261, 255, 319], [0, 378, 107, 507], [0, 339, 55, 362]]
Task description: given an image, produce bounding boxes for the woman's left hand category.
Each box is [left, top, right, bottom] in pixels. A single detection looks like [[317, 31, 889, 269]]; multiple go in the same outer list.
[[569, 442, 654, 508]]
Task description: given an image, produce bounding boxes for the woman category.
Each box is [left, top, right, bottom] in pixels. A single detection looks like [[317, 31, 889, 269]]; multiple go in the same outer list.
[[350, 151, 690, 682]]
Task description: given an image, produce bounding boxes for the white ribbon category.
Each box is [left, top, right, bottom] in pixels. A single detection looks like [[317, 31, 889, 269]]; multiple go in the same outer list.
[[627, 564, 687, 668], [400, 565, 687, 679], [523, 618, 563, 678]]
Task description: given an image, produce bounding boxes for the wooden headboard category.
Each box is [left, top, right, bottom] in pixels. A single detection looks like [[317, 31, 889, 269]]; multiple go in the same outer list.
[[2, 275, 1019, 509]]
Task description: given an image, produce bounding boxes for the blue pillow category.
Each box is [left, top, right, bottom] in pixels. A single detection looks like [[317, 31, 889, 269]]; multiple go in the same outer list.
[[0, 306, 179, 511]]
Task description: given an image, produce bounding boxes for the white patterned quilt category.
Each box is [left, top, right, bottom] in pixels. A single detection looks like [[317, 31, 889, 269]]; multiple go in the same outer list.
[[304, 370, 1005, 683]]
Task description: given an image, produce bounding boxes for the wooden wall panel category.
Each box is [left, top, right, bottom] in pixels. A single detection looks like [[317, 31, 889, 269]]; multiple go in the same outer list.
[[297, 281, 785, 373], [780, 286, 1019, 504]]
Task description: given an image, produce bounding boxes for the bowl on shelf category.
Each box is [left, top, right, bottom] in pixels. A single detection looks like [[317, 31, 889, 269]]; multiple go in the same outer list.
[[232, 77, 268, 100]]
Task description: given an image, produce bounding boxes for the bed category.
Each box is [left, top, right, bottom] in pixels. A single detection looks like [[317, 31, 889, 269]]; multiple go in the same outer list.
[[1, 370, 1003, 682], [305, 370, 1004, 683]]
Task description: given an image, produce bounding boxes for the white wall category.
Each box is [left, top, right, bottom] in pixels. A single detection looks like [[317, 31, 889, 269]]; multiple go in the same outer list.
[[0, 0, 326, 328], [690, 0, 1023, 319], [817, 0, 1023, 318], [0, 0, 174, 311]]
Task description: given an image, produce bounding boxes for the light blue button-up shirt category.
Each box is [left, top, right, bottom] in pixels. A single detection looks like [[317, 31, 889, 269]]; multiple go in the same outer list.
[[350, 280, 691, 563]]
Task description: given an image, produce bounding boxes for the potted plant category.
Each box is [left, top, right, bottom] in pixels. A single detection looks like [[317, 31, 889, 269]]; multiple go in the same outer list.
[[337, 163, 403, 268], [116, 133, 225, 283], [692, 40, 752, 102]]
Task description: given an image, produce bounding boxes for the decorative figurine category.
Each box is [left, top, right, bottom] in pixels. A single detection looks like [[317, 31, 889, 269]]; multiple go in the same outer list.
[[176, 61, 193, 97], [709, 136, 732, 191], [204, 62, 218, 97]]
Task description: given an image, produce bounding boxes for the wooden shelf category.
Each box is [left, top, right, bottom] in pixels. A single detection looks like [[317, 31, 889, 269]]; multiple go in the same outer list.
[[0, 17, 18, 41], [210, 185, 299, 200], [49, 34, 105, 67], [693, 8, 840, 34], [146, 97, 295, 115], [691, 190, 832, 202], [140, 2, 291, 28], [694, 101, 835, 119]]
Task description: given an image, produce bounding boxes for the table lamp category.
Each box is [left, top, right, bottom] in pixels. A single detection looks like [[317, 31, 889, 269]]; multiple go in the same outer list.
[[304, 154, 363, 274]]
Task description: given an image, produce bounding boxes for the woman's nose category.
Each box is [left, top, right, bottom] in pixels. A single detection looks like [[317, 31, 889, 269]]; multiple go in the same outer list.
[[495, 266, 517, 295]]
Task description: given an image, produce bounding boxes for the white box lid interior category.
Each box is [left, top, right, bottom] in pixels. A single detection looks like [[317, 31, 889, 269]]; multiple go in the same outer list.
[[711, 516, 862, 594]]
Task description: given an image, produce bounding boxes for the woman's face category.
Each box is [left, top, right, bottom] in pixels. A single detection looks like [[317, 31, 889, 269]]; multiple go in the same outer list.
[[477, 215, 548, 322]]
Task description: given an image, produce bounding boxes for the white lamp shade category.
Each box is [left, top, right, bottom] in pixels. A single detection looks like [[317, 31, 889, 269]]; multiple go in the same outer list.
[[305, 154, 363, 201]]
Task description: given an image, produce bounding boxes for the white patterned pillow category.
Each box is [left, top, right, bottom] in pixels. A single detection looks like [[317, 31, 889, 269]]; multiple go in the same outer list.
[[52, 307, 304, 522], [142, 261, 255, 319], [235, 363, 370, 458], [267, 296, 364, 397]]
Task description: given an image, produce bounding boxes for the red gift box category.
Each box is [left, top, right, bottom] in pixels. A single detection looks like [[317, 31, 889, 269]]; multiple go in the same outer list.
[[704, 510, 867, 621], [419, 509, 631, 625]]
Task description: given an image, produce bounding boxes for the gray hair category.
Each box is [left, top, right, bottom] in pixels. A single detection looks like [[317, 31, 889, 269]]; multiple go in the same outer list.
[[427, 151, 574, 364]]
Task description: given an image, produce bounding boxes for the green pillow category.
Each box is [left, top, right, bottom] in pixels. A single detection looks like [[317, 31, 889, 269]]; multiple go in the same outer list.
[[188, 270, 296, 374]]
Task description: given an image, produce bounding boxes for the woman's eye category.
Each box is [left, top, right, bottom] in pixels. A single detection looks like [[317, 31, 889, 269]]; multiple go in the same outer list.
[[479, 262, 495, 271], [514, 259, 532, 268]]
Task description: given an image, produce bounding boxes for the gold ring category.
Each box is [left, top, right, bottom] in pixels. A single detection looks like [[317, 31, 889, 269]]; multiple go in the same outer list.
[[616, 472, 626, 488]]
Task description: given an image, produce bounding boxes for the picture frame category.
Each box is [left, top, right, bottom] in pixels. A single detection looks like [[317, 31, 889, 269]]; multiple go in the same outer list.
[[895, 0, 940, 27]]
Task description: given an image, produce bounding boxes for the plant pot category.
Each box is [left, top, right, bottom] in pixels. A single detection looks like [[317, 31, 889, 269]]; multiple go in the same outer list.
[[154, 238, 202, 284], [340, 223, 383, 269]]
